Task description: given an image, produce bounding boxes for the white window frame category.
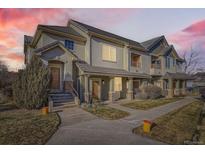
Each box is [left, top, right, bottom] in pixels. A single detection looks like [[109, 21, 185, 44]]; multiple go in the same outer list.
[[102, 44, 116, 62]]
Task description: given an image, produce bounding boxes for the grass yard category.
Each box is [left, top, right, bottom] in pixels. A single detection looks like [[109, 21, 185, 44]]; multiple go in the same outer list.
[[199, 117, 205, 144], [84, 105, 129, 120], [133, 101, 203, 144], [0, 100, 60, 145], [122, 97, 182, 110]]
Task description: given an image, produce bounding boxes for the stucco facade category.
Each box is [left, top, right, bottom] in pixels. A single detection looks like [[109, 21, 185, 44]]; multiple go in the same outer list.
[[24, 19, 190, 103]]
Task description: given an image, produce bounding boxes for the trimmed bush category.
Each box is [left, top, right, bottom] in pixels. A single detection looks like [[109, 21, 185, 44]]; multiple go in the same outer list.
[[144, 85, 162, 99], [12, 55, 50, 109], [135, 85, 162, 99]]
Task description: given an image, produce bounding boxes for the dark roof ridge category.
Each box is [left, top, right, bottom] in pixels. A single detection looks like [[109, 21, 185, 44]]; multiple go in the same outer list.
[[70, 19, 146, 51]]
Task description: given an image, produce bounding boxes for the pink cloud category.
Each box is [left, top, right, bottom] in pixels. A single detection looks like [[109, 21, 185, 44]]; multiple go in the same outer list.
[[0, 8, 135, 71], [168, 19, 205, 57], [182, 19, 205, 36]]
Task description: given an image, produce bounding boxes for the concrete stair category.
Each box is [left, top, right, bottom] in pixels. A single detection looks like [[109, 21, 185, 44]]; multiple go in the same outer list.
[[49, 92, 77, 111]]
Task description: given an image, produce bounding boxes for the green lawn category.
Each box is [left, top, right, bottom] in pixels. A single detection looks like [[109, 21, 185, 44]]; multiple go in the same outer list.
[[0, 99, 60, 145], [122, 98, 183, 110], [133, 101, 203, 144], [84, 105, 129, 120]]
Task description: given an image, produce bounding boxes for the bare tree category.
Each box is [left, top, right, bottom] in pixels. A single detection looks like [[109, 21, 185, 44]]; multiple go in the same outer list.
[[0, 60, 8, 72], [182, 47, 201, 74]]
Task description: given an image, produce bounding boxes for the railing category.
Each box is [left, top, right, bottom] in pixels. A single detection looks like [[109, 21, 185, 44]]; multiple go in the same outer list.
[[131, 62, 141, 68], [151, 63, 161, 69], [68, 84, 80, 104]]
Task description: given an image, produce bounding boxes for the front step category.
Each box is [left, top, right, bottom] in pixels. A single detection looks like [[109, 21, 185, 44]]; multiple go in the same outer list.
[[49, 92, 75, 110]]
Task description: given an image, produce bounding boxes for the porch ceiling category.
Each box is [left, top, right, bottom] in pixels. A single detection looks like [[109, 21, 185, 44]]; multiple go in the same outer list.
[[76, 61, 151, 79]]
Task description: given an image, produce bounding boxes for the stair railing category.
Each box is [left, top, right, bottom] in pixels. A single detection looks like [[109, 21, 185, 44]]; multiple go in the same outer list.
[[68, 84, 80, 105]]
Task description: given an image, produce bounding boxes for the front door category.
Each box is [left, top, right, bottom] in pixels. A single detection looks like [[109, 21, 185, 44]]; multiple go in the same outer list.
[[92, 80, 100, 100], [133, 80, 140, 95], [50, 67, 60, 90]]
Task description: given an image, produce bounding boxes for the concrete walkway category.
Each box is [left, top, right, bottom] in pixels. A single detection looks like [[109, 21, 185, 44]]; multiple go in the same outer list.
[[109, 96, 196, 122], [47, 97, 197, 145]]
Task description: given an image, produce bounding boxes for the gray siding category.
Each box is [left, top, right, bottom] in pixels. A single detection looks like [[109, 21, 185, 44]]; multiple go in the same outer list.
[[91, 37, 124, 69], [36, 33, 86, 61]]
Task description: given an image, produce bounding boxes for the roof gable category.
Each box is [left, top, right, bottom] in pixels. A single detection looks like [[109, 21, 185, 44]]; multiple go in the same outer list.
[[141, 35, 169, 51], [30, 24, 86, 47]]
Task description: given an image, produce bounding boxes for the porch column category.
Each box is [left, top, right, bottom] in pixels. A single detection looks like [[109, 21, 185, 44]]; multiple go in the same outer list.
[[181, 80, 186, 95], [175, 80, 180, 96], [109, 77, 115, 102], [127, 77, 133, 100], [84, 75, 90, 103], [167, 78, 174, 98]]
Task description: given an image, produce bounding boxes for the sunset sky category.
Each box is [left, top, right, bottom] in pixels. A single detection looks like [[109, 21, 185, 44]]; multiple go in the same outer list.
[[0, 8, 205, 71]]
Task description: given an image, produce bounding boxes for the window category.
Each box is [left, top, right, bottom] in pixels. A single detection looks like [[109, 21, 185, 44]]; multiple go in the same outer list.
[[114, 77, 122, 91], [173, 58, 175, 66], [102, 44, 116, 62], [166, 57, 171, 69], [65, 40, 74, 50], [131, 53, 141, 68]]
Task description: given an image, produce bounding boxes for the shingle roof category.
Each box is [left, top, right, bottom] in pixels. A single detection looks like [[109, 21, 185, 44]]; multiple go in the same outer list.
[[24, 35, 33, 45], [33, 41, 78, 59], [33, 41, 61, 53], [164, 72, 193, 80], [141, 35, 164, 50], [76, 61, 151, 78], [38, 25, 84, 38], [71, 20, 146, 51]]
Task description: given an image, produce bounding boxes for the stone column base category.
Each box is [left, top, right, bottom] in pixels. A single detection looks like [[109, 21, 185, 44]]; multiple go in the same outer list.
[[174, 89, 180, 96], [109, 92, 115, 102], [167, 89, 174, 98], [127, 91, 133, 100], [84, 92, 90, 103]]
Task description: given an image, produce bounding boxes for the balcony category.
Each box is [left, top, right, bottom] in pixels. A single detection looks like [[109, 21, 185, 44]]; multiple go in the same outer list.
[[150, 64, 161, 75]]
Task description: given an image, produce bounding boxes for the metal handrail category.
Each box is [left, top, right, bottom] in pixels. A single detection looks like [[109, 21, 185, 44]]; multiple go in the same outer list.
[[68, 84, 79, 98]]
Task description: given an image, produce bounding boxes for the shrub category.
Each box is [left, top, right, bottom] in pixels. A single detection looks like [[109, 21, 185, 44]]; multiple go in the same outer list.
[[144, 85, 162, 99], [12, 55, 50, 109]]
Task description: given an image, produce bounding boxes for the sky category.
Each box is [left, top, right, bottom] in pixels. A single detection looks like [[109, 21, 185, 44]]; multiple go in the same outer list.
[[0, 8, 205, 71]]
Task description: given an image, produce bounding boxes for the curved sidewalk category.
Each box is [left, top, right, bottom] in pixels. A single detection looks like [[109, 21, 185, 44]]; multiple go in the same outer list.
[[47, 97, 197, 145]]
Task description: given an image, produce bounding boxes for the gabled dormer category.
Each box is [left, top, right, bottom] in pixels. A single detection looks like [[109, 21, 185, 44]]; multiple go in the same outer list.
[[141, 35, 184, 75]]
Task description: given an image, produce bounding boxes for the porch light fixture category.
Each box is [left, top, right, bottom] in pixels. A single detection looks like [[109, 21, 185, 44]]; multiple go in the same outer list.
[[102, 80, 105, 84]]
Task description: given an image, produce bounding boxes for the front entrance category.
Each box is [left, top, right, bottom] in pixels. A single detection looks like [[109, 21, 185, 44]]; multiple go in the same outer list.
[[92, 80, 101, 100], [50, 67, 60, 90], [133, 80, 140, 95]]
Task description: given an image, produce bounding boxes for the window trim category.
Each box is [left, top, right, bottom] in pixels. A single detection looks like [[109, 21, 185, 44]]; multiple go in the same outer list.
[[131, 53, 141, 68], [65, 40, 74, 50], [102, 44, 117, 62]]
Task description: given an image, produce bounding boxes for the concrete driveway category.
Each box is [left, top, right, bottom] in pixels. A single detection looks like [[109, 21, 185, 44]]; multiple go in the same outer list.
[[47, 97, 196, 145]]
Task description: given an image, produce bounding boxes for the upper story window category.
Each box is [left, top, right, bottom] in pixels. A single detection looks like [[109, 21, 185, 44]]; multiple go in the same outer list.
[[65, 40, 74, 50], [131, 53, 141, 68], [102, 44, 116, 62], [151, 57, 161, 69], [166, 57, 171, 69], [173, 58, 176, 66]]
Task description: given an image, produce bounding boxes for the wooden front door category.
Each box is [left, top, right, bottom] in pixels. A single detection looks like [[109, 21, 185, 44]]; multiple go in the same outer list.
[[92, 81, 100, 100], [50, 67, 60, 90], [133, 80, 140, 94]]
